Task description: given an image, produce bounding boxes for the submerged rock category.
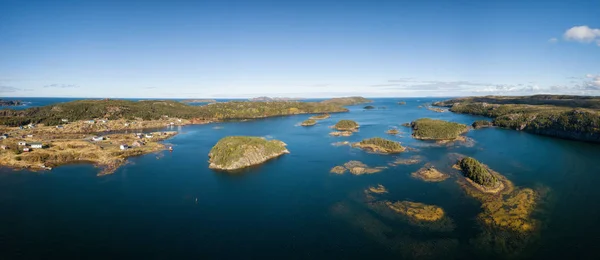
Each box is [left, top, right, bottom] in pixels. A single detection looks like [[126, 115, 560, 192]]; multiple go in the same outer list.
[[331, 160, 386, 175], [367, 184, 388, 194], [330, 166, 347, 174], [329, 131, 353, 137], [385, 201, 445, 222], [391, 155, 423, 166], [208, 136, 289, 170]]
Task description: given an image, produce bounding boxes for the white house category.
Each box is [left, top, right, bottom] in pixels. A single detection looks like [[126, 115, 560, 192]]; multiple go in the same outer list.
[[30, 143, 43, 149], [56, 125, 64, 129], [26, 134, 33, 138], [91, 136, 104, 142], [61, 119, 69, 122], [119, 144, 129, 150], [86, 120, 95, 124], [145, 133, 153, 138], [17, 141, 26, 146], [22, 147, 30, 152]]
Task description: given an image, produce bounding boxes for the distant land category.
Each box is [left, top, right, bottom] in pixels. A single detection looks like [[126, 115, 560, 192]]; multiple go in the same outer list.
[[180, 99, 217, 104], [0, 99, 23, 107], [248, 96, 304, 102], [435, 95, 600, 143]]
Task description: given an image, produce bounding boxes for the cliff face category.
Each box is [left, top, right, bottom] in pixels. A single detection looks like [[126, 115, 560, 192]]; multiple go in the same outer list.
[[208, 136, 289, 170]]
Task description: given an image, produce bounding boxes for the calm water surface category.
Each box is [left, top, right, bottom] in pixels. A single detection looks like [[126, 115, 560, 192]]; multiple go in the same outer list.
[[1, 98, 599, 259]]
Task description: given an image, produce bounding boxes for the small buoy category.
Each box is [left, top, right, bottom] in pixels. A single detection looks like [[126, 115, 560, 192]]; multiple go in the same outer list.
[[169, 146, 173, 152]]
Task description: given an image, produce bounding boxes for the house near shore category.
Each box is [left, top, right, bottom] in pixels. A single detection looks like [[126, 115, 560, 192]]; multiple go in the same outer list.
[[56, 125, 64, 129], [26, 134, 33, 138], [61, 119, 69, 122], [17, 141, 26, 146], [145, 133, 153, 138], [0, 135, 6, 140], [85, 120, 95, 124], [119, 144, 129, 150], [91, 136, 104, 142], [22, 147, 30, 152], [30, 143, 43, 149]]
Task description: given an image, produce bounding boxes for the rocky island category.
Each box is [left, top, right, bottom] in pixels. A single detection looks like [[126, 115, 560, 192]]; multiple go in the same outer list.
[[411, 165, 449, 182], [364, 105, 375, 110], [300, 119, 317, 126], [410, 118, 468, 140], [458, 157, 504, 193], [352, 137, 405, 154], [334, 119, 359, 131], [309, 113, 330, 120], [208, 136, 289, 170], [386, 128, 399, 135], [472, 120, 493, 129], [433, 95, 600, 143]]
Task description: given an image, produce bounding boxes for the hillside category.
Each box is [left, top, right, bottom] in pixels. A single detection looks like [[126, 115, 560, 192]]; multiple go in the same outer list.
[[0, 99, 351, 127], [434, 95, 600, 143]]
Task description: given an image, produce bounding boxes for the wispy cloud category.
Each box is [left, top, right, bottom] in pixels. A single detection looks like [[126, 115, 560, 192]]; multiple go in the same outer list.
[[43, 84, 80, 88], [562, 25, 600, 46], [548, 37, 558, 43], [0, 85, 21, 93]]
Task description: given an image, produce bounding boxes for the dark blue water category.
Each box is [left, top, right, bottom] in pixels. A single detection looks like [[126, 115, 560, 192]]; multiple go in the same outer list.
[[1, 98, 599, 259]]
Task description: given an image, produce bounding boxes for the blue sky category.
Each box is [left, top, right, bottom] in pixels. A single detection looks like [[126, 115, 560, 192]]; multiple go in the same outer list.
[[1, 0, 599, 98]]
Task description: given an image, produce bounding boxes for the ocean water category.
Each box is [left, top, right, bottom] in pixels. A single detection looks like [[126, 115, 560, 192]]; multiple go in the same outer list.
[[1, 98, 600, 259]]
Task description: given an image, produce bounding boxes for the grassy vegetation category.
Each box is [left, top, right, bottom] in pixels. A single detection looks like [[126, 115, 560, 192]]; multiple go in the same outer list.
[[208, 136, 288, 170], [434, 95, 600, 143], [334, 120, 359, 131], [301, 119, 317, 126], [472, 120, 493, 129], [411, 118, 468, 140], [354, 137, 404, 153], [459, 157, 498, 187], [0, 99, 349, 127]]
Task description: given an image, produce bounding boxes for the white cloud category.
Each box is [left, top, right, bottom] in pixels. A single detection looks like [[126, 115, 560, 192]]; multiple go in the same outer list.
[[563, 25, 600, 43], [548, 38, 558, 43]]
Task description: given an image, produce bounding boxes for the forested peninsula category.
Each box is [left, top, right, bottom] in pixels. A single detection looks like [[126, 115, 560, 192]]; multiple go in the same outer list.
[[434, 95, 600, 143]]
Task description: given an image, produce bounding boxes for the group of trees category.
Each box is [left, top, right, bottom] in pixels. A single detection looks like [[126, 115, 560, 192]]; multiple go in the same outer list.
[[411, 118, 468, 140], [334, 120, 359, 130], [208, 136, 287, 167], [459, 157, 498, 187]]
